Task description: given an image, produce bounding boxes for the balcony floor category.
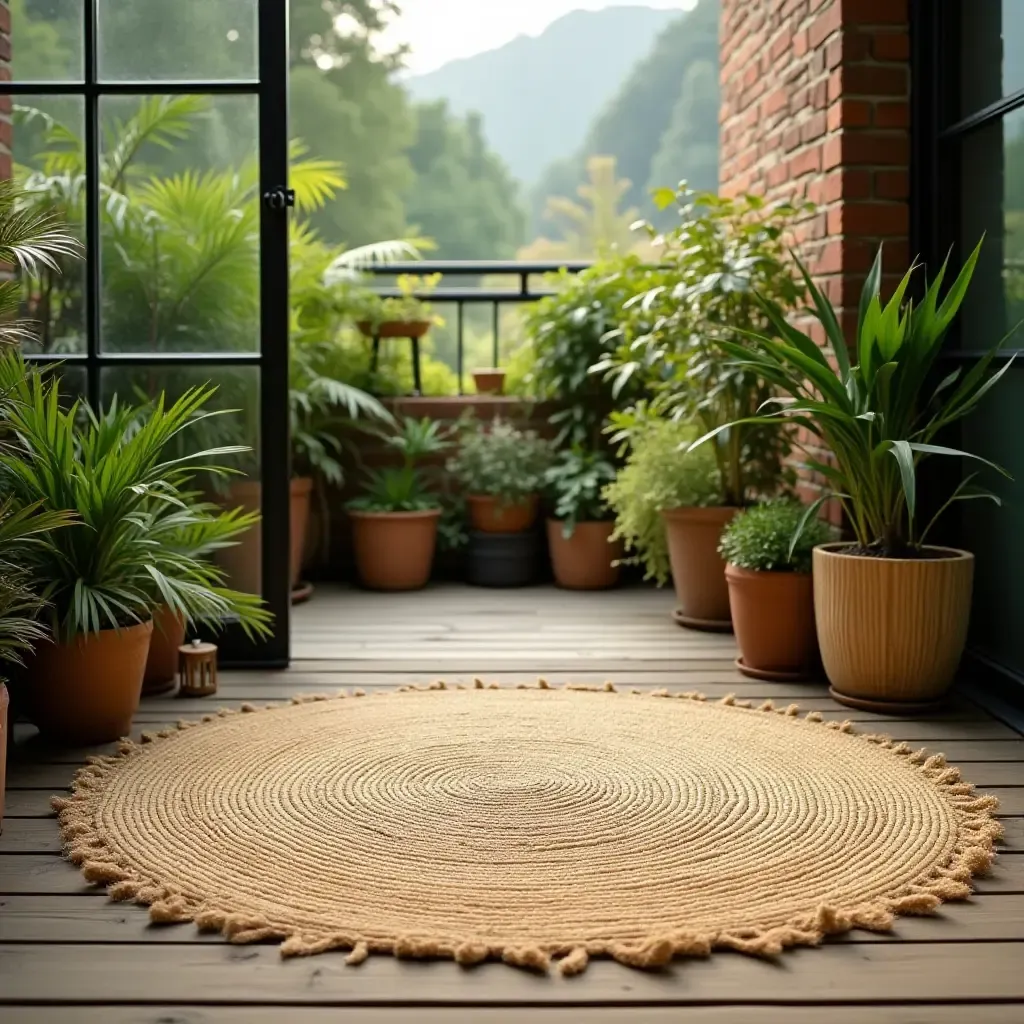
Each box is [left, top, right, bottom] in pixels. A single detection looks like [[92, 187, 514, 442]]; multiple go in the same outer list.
[[3, 583, 1024, 1022]]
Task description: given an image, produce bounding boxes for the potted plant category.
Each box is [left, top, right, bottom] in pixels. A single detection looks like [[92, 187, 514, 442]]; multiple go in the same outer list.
[[448, 416, 553, 534], [545, 447, 622, 590], [353, 272, 442, 340], [698, 239, 1010, 710], [597, 188, 806, 629], [603, 417, 721, 606], [0, 498, 74, 830], [0, 357, 272, 743], [346, 417, 449, 591], [472, 368, 506, 395], [719, 500, 831, 681]]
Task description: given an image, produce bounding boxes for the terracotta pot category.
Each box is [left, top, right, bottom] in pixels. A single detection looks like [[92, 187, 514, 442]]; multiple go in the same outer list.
[[214, 478, 312, 597], [357, 320, 431, 339], [24, 621, 153, 744], [473, 368, 506, 396], [661, 506, 738, 629], [547, 519, 622, 590], [725, 564, 818, 679], [813, 543, 974, 710], [467, 494, 538, 534], [290, 476, 314, 590], [349, 509, 440, 591], [0, 682, 8, 833], [143, 605, 186, 696], [215, 480, 262, 596]]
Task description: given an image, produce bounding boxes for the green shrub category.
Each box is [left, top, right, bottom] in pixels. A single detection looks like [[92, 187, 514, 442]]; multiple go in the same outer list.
[[719, 500, 832, 574], [447, 416, 553, 504], [602, 417, 720, 584], [545, 447, 617, 537]]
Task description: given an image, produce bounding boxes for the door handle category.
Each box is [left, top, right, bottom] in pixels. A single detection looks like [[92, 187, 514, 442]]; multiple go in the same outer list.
[[262, 187, 295, 211]]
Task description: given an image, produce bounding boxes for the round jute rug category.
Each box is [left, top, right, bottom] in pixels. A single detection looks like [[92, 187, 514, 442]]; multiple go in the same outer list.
[[54, 684, 1002, 975]]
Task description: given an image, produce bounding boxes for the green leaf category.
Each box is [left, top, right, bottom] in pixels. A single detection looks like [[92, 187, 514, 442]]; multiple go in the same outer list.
[[888, 440, 917, 522]]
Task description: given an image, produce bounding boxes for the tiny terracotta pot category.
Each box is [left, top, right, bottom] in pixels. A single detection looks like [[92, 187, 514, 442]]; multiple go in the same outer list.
[[0, 682, 8, 832], [290, 476, 314, 590], [349, 509, 440, 591], [661, 506, 738, 630], [547, 519, 622, 590], [357, 320, 431, 339], [473, 368, 506, 396], [24, 621, 153, 744], [814, 543, 974, 711], [725, 564, 818, 680], [143, 605, 187, 696], [467, 494, 538, 534]]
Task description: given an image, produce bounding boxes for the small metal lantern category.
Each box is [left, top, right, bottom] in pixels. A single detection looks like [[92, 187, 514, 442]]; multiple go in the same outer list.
[[178, 639, 218, 697]]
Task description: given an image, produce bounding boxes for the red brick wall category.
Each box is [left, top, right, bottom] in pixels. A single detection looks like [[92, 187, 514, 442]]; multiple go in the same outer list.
[[719, 0, 911, 517], [0, 1, 10, 182]]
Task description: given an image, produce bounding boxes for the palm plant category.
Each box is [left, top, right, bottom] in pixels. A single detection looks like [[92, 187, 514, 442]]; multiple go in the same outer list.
[[0, 498, 75, 678], [692, 240, 1016, 556], [0, 178, 81, 351], [0, 352, 272, 640]]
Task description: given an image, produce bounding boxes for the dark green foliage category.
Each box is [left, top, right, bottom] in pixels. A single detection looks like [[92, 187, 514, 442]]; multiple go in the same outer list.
[[719, 501, 831, 574], [545, 447, 617, 537], [523, 255, 664, 451], [698, 240, 1017, 556]]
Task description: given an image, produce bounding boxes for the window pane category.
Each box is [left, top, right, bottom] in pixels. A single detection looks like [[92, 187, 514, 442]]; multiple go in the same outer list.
[[956, 106, 1024, 669], [958, 1, 1024, 118], [100, 365, 263, 597], [97, 0, 257, 82], [958, 107, 1024, 350], [9, 0, 84, 82], [98, 94, 260, 353], [12, 94, 86, 354]]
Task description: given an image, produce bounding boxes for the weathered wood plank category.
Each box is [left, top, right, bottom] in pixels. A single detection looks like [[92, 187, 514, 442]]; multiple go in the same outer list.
[[3, 942, 1024, 1005], [4, 850, 1023, 896], [4, 1010, 1024, 1024], [2, 893, 1023, 945]]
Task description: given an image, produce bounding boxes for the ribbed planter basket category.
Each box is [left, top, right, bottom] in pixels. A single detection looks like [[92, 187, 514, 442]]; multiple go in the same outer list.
[[813, 543, 974, 710]]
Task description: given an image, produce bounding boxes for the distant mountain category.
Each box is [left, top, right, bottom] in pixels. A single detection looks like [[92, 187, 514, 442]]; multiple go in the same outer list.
[[403, 6, 681, 185]]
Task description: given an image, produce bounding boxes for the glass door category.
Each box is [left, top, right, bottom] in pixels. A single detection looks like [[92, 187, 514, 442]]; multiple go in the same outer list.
[[8, 0, 292, 666]]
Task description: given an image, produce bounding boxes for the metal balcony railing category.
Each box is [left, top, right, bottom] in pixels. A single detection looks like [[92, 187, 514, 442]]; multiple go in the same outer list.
[[363, 260, 593, 395]]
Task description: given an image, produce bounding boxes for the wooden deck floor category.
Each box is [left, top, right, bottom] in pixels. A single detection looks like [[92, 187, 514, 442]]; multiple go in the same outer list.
[[3, 583, 1024, 1023]]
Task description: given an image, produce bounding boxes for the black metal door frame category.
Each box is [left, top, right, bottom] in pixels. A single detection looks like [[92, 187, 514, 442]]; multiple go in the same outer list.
[[11, 0, 292, 667]]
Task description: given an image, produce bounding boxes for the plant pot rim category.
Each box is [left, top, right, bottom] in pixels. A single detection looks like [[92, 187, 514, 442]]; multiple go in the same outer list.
[[347, 508, 441, 521], [291, 476, 314, 492], [660, 505, 738, 522], [50, 619, 154, 647], [356, 319, 432, 336], [725, 563, 811, 579], [473, 367, 505, 375], [467, 493, 537, 504], [814, 542, 973, 564]]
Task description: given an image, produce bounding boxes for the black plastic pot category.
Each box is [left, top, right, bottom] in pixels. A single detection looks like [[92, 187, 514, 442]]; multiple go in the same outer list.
[[466, 529, 539, 587]]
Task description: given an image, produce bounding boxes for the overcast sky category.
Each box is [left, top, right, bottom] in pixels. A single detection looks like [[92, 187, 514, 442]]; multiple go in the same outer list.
[[379, 0, 697, 75]]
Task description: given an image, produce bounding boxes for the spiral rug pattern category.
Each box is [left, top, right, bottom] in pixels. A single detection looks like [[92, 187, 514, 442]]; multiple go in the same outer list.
[[54, 683, 1002, 974]]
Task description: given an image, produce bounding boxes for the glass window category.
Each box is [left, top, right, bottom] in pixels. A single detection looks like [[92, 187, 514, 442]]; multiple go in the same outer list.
[[958, 1, 1024, 118], [101, 365, 263, 596], [97, 0, 258, 82], [9, 0, 84, 82], [12, 94, 86, 354], [98, 94, 260, 353]]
